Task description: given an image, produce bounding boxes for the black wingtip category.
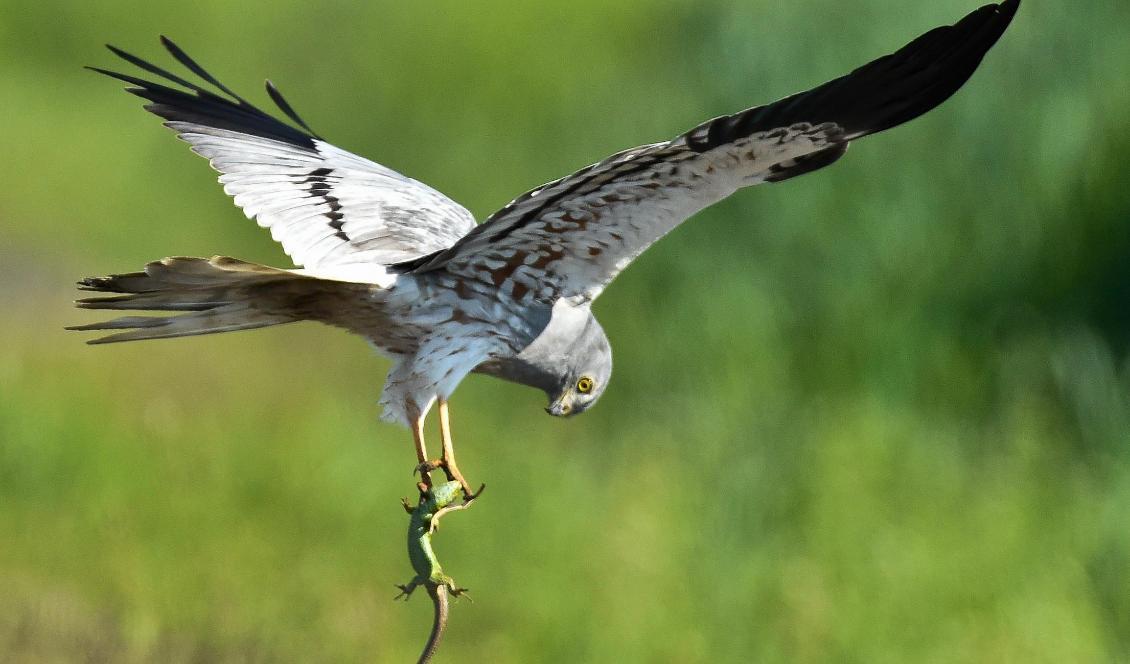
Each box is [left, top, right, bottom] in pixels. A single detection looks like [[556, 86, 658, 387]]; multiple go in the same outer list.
[[158, 35, 180, 54], [158, 34, 244, 102], [90, 35, 321, 149], [265, 79, 323, 140], [997, 0, 1021, 27], [85, 65, 125, 81], [105, 43, 131, 59], [685, 0, 1021, 152]]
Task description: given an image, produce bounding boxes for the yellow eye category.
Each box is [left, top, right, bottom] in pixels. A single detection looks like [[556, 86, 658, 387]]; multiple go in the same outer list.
[[576, 377, 594, 394]]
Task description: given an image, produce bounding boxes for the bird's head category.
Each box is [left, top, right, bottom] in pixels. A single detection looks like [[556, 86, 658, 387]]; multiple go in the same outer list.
[[544, 327, 612, 418], [473, 302, 612, 418]]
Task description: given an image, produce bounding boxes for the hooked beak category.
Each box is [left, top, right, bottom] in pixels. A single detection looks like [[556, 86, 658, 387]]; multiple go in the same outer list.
[[545, 391, 573, 417]]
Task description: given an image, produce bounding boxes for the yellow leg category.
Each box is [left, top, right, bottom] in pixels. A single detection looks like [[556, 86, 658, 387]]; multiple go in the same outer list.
[[407, 401, 433, 487], [438, 398, 483, 500]]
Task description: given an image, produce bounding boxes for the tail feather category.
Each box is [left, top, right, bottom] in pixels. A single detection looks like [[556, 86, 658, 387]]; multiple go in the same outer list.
[[69, 306, 295, 344], [68, 256, 329, 344], [76, 290, 227, 311]]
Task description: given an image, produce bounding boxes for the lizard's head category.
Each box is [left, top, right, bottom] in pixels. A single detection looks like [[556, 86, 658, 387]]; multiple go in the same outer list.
[[427, 481, 465, 511]]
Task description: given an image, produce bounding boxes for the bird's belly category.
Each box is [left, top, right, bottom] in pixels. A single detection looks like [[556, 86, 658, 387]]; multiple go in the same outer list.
[[354, 274, 540, 362]]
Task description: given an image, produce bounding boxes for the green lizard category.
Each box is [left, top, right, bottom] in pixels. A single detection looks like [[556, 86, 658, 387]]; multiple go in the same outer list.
[[397, 480, 471, 664]]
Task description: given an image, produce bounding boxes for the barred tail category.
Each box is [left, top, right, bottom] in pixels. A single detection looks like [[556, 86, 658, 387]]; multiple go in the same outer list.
[[67, 256, 339, 344]]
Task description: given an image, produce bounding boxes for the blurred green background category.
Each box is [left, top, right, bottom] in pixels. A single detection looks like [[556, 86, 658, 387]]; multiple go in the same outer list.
[[2, 0, 1128, 661]]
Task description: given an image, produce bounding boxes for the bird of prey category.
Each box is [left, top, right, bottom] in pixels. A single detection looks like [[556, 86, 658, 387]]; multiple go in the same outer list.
[[71, 1, 1019, 497]]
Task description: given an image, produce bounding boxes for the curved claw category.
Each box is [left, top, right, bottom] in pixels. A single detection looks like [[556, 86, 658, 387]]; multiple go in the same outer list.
[[464, 483, 486, 502], [415, 459, 443, 475], [415, 461, 443, 489]]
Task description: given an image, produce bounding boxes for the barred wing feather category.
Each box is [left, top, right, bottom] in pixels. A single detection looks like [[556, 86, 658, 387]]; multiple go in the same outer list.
[[92, 38, 476, 277]]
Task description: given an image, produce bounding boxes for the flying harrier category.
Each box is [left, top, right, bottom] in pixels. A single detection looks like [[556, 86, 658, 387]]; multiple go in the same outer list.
[[71, 1, 1019, 497]]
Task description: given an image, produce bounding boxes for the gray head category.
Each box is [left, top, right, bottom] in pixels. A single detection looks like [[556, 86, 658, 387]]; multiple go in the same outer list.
[[474, 304, 612, 418]]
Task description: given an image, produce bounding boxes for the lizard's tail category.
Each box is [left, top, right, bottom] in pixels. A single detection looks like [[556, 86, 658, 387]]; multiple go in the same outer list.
[[67, 256, 359, 344], [419, 584, 449, 664]]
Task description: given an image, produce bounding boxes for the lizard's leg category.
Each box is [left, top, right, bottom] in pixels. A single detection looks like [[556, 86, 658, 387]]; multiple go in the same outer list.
[[437, 398, 483, 500], [401, 481, 429, 513], [394, 578, 421, 600], [429, 500, 472, 534]]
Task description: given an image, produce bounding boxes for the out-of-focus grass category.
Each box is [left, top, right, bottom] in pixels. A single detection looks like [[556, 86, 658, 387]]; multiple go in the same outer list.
[[2, 0, 1129, 661]]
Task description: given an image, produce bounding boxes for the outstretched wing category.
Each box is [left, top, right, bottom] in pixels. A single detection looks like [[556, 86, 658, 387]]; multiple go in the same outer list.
[[398, 0, 1019, 303], [92, 37, 476, 276]]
